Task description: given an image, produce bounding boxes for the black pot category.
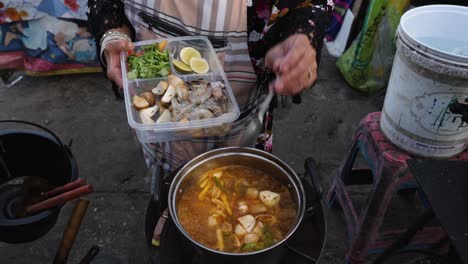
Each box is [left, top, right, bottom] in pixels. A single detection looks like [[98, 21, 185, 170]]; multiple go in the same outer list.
[[0, 120, 78, 243], [166, 147, 326, 264]]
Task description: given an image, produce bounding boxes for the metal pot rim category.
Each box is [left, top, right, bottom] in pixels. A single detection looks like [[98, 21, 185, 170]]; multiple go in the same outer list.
[[0, 129, 78, 226], [168, 147, 306, 256]]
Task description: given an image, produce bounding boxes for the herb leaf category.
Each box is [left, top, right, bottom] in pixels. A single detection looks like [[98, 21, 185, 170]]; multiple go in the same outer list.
[[262, 224, 275, 247], [241, 242, 257, 251], [127, 43, 170, 79]]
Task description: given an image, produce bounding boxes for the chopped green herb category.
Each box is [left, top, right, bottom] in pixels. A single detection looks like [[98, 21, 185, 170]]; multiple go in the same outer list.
[[241, 242, 257, 251], [262, 224, 275, 247], [240, 241, 267, 252], [255, 242, 266, 250], [127, 43, 170, 79], [127, 69, 138, 80]]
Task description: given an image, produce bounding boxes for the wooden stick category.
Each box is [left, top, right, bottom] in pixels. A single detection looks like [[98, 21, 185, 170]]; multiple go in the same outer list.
[[43, 178, 87, 199], [26, 185, 93, 215], [53, 199, 90, 264]]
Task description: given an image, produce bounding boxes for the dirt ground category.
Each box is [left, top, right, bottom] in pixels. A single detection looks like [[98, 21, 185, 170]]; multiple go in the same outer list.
[[0, 52, 383, 263]]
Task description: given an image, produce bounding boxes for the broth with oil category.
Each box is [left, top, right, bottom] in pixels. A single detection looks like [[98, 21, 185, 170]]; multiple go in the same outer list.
[[177, 165, 297, 253]]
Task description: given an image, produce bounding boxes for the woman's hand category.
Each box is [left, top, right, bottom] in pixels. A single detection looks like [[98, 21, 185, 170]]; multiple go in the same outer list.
[[265, 34, 317, 95], [103, 39, 134, 88]]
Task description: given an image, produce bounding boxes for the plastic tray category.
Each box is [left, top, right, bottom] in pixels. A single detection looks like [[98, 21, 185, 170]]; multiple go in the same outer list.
[[121, 36, 240, 143]]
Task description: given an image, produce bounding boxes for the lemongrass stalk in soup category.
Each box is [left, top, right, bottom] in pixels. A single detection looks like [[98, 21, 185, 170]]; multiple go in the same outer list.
[[177, 165, 297, 253]]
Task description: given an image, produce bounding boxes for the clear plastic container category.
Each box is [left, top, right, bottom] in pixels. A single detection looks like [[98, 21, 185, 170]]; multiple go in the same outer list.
[[121, 36, 240, 143]]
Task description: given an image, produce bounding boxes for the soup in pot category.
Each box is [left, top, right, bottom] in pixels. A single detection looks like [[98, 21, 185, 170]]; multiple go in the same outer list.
[[177, 165, 297, 253]]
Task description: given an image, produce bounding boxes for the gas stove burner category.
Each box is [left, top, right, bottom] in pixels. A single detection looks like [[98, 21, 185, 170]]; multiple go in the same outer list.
[[145, 160, 326, 264], [146, 199, 323, 264]]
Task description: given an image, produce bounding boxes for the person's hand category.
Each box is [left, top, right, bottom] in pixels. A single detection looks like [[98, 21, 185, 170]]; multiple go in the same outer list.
[[265, 34, 317, 95], [104, 39, 134, 88]]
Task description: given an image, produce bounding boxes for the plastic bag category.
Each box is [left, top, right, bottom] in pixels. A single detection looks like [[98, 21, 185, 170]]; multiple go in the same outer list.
[[336, 0, 410, 94]]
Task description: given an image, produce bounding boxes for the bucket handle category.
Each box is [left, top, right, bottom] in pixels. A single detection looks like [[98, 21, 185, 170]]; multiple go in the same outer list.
[[0, 120, 66, 149]]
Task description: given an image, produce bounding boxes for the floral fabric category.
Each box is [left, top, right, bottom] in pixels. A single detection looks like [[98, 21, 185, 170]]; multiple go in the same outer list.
[[88, 0, 334, 74]]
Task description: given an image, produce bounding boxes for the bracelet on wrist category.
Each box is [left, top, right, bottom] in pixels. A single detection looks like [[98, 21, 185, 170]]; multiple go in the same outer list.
[[100, 31, 131, 47], [99, 31, 131, 67]]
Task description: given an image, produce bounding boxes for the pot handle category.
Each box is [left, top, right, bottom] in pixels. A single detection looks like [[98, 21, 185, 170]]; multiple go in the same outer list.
[[0, 120, 66, 149], [301, 158, 323, 209], [150, 165, 162, 203]]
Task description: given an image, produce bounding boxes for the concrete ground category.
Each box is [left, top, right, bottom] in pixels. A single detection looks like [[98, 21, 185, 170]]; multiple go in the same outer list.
[[0, 52, 383, 263]]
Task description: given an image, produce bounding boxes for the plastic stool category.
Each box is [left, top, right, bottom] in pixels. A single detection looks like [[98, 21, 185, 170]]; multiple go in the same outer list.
[[326, 112, 468, 263]]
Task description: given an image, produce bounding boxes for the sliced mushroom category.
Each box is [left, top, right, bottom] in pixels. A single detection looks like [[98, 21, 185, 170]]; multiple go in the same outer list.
[[133, 95, 150, 110], [167, 75, 187, 89], [140, 92, 155, 106], [140, 104, 157, 116], [235, 224, 247, 237], [249, 202, 267, 214], [255, 214, 277, 225], [157, 101, 166, 115], [244, 233, 260, 244], [237, 214, 256, 233], [161, 84, 176, 104], [259, 190, 280, 208], [156, 109, 172, 123], [139, 105, 158, 124], [152, 81, 168, 95], [139, 113, 154, 124], [252, 221, 264, 236]]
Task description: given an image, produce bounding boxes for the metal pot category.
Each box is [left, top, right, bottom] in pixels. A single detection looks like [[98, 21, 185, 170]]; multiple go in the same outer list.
[[168, 147, 306, 264]]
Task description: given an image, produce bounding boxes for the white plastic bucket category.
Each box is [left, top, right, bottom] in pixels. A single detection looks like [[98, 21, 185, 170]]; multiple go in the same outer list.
[[381, 5, 468, 158]]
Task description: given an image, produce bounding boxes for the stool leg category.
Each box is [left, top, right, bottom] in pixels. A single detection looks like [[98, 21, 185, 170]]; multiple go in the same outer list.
[[346, 166, 403, 264], [327, 141, 361, 238], [373, 208, 435, 264], [327, 141, 360, 208]]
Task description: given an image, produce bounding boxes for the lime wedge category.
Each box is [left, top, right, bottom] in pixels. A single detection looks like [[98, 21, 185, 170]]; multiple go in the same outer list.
[[180, 47, 201, 65], [172, 59, 192, 73], [189, 57, 210, 74]]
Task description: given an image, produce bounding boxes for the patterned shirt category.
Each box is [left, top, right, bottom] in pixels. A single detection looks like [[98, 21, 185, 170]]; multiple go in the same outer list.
[[88, 0, 334, 79], [87, 0, 333, 173]]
